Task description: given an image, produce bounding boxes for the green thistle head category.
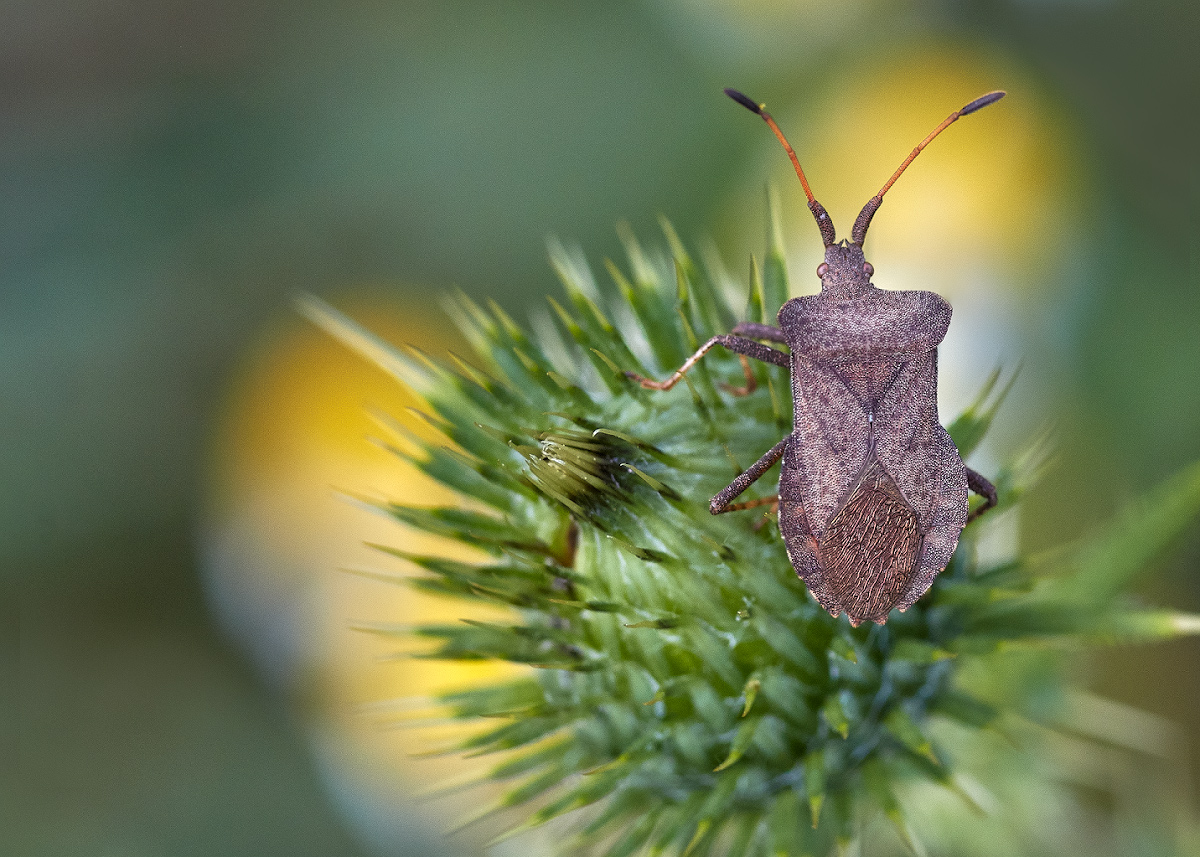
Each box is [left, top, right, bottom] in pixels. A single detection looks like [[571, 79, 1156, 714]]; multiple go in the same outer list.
[[301, 200, 1200, 857]]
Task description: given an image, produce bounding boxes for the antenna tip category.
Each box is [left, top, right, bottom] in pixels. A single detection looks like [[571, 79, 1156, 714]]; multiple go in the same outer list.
[[724, 88, 763, 115], [960, 90, 1006, 116]]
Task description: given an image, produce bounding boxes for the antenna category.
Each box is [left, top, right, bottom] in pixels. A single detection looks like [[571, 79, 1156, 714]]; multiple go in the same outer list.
[[725, 88, 837, 247], [851, 90, 1006, 245]]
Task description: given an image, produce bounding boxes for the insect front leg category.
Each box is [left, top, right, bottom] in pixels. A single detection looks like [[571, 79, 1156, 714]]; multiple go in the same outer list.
[[722, 324, 790, 395], [730, 322, 788, 343], [627, 334, 789, 391], [966, 467, 998, 521], [710, 438, 789, 515]]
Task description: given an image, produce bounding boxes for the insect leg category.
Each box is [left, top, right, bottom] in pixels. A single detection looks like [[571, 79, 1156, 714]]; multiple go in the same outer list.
[[720, 355, 759, 397], [730, 322, 788, 343], [626, 334, 789, 390], [721, 324, 789, 394], [723, 494, 779, 512], [709, 438, 789, 515], [751, 498, 781, 531], [965, 467, 998, 521], [713, 495, 782, 530]]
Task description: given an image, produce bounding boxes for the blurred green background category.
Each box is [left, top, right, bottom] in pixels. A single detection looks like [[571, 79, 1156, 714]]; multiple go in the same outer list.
[[4, 1, 1197, 855]]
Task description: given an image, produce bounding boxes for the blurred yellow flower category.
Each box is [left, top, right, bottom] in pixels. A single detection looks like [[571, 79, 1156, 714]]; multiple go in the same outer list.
[[201, 291, 527, 850]]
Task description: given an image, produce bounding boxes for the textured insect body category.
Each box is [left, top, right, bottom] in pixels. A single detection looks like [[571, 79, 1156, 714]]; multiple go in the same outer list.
[[777, 245, 968, 624], [631, 88, 1004, 625]]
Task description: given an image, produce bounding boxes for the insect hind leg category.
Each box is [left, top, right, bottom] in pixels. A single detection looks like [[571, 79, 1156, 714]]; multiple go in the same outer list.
[[966, 467, 998, 521], [723, 494, 779, 513], [710, 438, 788, 514]]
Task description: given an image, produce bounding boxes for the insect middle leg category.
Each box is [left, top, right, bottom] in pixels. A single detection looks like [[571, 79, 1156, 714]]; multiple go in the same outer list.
[[627, 334, 789, 391], [710, 438, 789, 515], [966, 467, 998, 521]]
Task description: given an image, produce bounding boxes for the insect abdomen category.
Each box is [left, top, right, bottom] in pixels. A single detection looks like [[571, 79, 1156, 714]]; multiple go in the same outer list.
[[815, 459, 922, 626]]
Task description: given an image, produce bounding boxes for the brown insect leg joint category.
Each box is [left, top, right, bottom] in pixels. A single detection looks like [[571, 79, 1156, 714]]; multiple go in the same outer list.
[[625, 334, 789, 390], [966, 467, 998, 521], [710, 438, 789, 515]]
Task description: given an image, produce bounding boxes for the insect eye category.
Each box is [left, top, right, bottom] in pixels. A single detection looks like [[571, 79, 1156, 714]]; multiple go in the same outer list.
[[816, 263, 829, 277], [863, 262, 874, 276]]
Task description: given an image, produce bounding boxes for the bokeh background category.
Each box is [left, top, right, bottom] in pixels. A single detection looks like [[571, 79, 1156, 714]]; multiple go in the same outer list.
[[4, 1, 1197, 855]]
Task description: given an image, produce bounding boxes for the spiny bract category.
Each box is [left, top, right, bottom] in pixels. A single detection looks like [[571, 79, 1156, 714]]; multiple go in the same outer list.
[[302, 204, 1200, 857]]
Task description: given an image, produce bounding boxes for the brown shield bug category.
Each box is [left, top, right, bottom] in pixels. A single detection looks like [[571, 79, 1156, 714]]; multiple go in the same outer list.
[[628, 88, 1004, 626]]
